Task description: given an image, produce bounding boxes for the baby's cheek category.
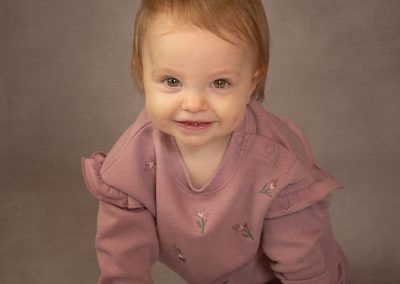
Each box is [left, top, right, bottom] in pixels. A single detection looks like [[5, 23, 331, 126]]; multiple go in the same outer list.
[[146, 100, 172, 126], [144, 100, 161, 122]]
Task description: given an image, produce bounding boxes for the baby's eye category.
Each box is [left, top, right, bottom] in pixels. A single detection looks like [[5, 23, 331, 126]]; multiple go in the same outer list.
[[212, 79, 230, 89], [163, 77, 181, 87]]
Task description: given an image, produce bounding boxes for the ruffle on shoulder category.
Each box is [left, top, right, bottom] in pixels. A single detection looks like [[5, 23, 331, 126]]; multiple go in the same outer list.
[[262, 115, 343, 218], [266, 161, 343, 219], [81, 152, 144, 210]]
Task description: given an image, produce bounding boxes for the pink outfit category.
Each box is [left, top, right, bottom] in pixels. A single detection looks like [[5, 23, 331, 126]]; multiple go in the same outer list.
[[81, 100, 348, 284]]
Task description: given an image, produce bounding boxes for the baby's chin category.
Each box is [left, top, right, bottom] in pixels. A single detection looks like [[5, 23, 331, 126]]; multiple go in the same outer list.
[[175, 133, 232, 151]]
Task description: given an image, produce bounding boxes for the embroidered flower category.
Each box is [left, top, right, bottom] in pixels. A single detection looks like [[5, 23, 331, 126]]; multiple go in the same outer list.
[[173, 244, 186, 263], [258, 178, 278, 197], [233, 223, 254, 240], [144, 159, 156, 172], [195, 207, 209, 234]]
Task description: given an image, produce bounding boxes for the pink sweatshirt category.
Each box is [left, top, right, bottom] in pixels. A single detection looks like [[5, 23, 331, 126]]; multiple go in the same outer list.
[[81, 100, 348, 283]]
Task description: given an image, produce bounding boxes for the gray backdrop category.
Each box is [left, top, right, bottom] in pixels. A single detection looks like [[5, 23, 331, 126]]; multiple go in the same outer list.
[[1, 0, 399, 283]]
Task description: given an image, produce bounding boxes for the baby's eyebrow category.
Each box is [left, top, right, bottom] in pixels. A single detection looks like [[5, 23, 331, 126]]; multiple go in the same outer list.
[[151, 68, 180, 76], [211, 71, 240, 78]]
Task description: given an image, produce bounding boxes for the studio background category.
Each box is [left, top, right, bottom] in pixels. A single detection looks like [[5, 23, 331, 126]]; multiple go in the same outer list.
[[1, 0, 399, 283]]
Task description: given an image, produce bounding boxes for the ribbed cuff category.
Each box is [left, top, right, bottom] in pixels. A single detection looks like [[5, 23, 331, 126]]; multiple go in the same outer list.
[[277, 269, 330, 284]]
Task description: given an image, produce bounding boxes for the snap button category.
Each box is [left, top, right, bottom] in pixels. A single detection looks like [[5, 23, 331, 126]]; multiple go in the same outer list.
[[233, 135, 244, 145]]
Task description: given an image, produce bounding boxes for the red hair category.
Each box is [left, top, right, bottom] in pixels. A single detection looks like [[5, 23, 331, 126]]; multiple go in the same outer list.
[[131, 0, 270, 101]]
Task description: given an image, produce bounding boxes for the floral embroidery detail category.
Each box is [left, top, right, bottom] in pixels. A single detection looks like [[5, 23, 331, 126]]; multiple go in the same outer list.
[[233, 223, 254, 240], [173, 244, 186, 263], [258, 178, 278, 197], [144, 159, 156, 172], [195, 207, 209, 234]]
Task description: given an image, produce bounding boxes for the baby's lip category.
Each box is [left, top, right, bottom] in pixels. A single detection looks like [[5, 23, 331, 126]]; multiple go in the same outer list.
[[177, 121, 212, 126], [175, 120, 214, 130]]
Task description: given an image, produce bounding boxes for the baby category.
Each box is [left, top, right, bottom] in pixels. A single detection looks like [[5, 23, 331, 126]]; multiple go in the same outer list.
[[82, 1, 348, 283]]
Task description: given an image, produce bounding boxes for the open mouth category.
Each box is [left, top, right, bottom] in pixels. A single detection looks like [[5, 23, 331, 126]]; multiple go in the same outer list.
[[177, 121, 212, 129], [182, 121, 210, 126]]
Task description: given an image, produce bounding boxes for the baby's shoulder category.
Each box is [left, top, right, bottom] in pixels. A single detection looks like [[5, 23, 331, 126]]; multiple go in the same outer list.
[[247, 101, 343, 218], [100, 109, 156, 175], [81, 109, 157, 213], [248, 101, 314, 168]]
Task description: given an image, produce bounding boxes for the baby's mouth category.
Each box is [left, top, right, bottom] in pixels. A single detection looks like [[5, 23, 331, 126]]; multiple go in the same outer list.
[[182, 121, 210, 126], [177, 121, 212, 129]]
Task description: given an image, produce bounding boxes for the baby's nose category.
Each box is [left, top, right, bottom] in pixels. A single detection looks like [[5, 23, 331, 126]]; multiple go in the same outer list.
[[181, 90, 208, 112]]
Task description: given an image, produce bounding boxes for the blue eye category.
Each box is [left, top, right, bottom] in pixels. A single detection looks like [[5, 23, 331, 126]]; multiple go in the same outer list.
[[212, 79, 230, 88], [163, 77, 181, 87]]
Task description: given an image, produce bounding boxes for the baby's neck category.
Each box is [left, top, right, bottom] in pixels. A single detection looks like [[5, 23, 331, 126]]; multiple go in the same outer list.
[[176, 136, 231, 189]]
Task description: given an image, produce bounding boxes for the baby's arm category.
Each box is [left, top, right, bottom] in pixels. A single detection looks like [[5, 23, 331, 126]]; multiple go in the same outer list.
[[82, 152, 159, 284], [262, 201, 331, 284], [96, 201, 159, 284], [259, 117, 346, 283]]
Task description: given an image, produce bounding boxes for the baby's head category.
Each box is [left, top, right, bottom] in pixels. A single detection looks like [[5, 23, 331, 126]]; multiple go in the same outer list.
[[131, 0, 269, 101]]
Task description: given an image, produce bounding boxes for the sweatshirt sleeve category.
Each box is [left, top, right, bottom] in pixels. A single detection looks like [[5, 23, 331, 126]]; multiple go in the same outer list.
[[82, 152, 159, 284], [261, 118, 344, 283], [262, 202, 331, 284]]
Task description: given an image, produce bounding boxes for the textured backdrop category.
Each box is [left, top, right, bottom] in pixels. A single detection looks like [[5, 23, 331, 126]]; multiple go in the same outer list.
[[1, 0, 399, 283]]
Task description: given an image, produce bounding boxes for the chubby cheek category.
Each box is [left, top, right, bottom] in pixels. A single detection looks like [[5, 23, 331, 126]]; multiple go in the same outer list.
[[218, 101, 248, 130], [144, 93, 174, 129]]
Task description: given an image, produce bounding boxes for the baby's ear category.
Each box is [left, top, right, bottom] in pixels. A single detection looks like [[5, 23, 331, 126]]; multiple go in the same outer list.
[[252, 68, 262, 83], [248, 69, 262, 97]]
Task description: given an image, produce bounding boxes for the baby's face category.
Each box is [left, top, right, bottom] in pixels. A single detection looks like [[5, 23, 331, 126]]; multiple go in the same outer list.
[[142, 16, 258, 151]]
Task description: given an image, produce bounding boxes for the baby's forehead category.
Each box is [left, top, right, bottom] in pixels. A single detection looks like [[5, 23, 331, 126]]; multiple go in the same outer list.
[[144, 14, 246, 47]]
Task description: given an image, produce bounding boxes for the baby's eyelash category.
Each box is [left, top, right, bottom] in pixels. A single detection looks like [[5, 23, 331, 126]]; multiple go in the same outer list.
[[212, 79, 231, 89], [162, 77, 182, 87]]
